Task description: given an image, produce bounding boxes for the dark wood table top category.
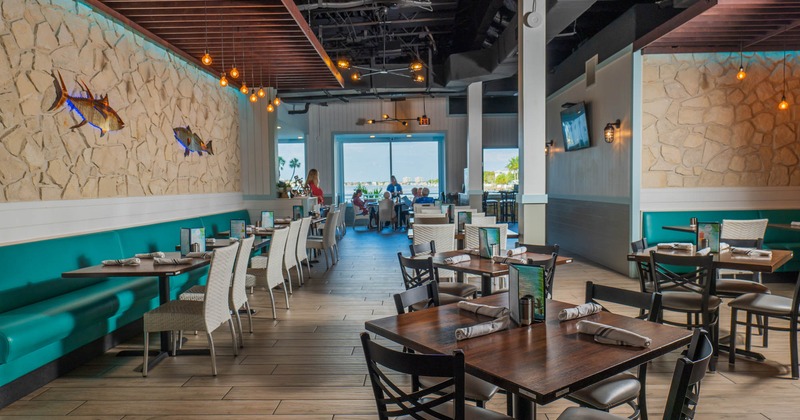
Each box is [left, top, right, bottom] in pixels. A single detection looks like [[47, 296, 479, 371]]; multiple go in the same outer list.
[[662, 225, 697, 233], [275, 217, 325, 225], [62, 252, 212, 278], [428, 250, 572, 277], [407, 229, 520, 240], [365, 293, 692, 405], [628, 246, 794, 273], [768, 223, 800, 232], [207, 237, 270, 250]]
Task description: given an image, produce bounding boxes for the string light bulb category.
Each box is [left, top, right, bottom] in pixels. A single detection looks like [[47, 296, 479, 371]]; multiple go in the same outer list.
[[239, 82, 248, 95], [413, 73, 425, 83], [249, 90, 258, 103], [230, 66, 239, 79], [351, 71, 361, 81], [337, 58, 350, 69], [273, 96, 281, 107], [779, 96, 790, 110], [736, 43, 746, 81], [202, 50, 212, 66], [219, 74, 228, 87], [409, 60, 423, 71], [267, 103, 275, 112], [779, 50, 790, 111], [257, 87, 266, 98]]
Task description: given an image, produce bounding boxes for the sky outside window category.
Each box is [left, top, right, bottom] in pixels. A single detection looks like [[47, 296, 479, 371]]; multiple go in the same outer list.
[[278, 142, 305, 181]]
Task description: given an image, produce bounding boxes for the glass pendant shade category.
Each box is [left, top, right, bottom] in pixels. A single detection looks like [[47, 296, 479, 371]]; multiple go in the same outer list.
[[201, 51, 212, 66], [219, 74, 228, 87]]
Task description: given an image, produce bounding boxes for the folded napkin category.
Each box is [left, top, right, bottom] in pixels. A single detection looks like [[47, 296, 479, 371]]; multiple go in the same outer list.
[[720, 242, 730, 251], [205, 238, 216, 244], [229, 237, 239, 241], [153, 257, 193, 265], [696, 247, 711, 256], [457, 301, 509, 318], [656, 242, 694, 250], [255, 227, 275, 233], [491, 255, 528, 265], [791, 221, 800, 227], [186, 251, 214, 259], [443, 254, 471, 265], [455, 316, 509, 341], [731, 247, 772, 258], [576, 320, 651, 348], [506, 246, 527, 256], [558, 302, 603, 321], [102, 258, 141, 266], [134, 252, 165, 259], [462, 249, 481, 256]]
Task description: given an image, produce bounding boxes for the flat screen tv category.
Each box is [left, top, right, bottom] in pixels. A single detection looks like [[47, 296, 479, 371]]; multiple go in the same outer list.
[[560, 102, 590, 151]]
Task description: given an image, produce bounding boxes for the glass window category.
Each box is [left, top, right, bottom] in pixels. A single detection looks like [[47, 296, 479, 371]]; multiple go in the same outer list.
[[391, 141, 440, 198], [483, 148, 518, 191], [342, 142, 391, 199], [278, 141, 305, 182]]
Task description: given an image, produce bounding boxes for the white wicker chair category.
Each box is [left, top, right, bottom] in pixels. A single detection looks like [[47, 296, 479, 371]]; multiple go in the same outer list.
[[417, 207, 443, 214], [308, 210, 339, 270], [247, 227, 291, 319], [470, 216, 496, 225], [721, 218, 770, 283], [283, 220, 302, 294], [464, 224, 508, 250], [413, 224, 457, 280], [179, 236, 256, 347], [296, 217, 312, 281], [142, 243, 239, 377], [377, 200, 395, 230]]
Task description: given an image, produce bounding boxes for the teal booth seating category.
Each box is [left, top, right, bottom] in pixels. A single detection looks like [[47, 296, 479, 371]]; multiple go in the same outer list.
[[641, 210, 800, 272], [0, 210, 250, 406]]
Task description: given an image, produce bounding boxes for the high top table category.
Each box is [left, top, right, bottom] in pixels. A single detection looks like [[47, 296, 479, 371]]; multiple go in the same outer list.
[[366, 293, 692, 420], [62, 252, 212, 371]]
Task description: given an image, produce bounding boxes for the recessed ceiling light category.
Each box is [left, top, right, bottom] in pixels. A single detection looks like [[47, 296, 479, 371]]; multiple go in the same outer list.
[[277, 126, 282, 129], [369, 135, 376, 138], [406, 134, 412, 138], [297, 136, 303, 139]]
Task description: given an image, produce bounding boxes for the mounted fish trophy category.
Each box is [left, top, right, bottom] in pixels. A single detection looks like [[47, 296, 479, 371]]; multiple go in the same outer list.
[[48, 71, 125, 137], [173, 126, 214, 157]]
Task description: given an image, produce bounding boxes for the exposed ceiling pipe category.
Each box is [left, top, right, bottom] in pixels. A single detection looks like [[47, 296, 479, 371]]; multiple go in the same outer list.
[[297, 0, 434, 12], [288, 103, 311, 114]]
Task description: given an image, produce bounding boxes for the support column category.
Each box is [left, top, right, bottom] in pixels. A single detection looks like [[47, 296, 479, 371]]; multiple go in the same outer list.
[[466, 82, 483, 210], [517, 0, 547, 244]]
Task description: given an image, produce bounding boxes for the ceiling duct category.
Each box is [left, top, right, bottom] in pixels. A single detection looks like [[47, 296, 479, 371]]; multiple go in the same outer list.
[[297, 0, 434, 11]]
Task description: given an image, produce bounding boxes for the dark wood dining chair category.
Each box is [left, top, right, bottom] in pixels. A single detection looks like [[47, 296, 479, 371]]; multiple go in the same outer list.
[[397, 252, 465, 306], [360, 333, 512, 420], [558, 328, 713, 420], [565, 282, 663, 420], [515, 243, 559, 298], [728, 272, 800, 379], [649, 252, 720, 371], [409, 241, 478, 298], [391, 283, 501, 410]]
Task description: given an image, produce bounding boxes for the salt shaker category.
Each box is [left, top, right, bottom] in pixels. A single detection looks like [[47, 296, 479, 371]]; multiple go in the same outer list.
[[520, 296, 533, 326]]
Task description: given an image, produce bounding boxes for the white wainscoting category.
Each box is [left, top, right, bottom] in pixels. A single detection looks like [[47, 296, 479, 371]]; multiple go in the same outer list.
[[0, 193, 245, 246], [640, 187, 800, 211]]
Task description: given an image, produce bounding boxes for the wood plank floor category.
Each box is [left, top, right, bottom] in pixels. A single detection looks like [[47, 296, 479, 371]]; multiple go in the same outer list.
[[2, 228, 799, 419]]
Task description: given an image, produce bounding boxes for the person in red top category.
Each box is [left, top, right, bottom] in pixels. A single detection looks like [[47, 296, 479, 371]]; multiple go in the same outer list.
[[352, 189, 368, 215], [306, 168, 324, 205]]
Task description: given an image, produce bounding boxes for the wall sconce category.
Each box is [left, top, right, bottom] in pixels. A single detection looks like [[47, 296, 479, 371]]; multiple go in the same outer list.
[[545, 139, 554, 154], [604, 119, 620, 143]]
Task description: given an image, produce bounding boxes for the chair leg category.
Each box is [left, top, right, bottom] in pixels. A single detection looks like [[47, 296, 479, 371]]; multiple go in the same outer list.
[[763, 317, 769, 347], [245, 301, 254, 334], [282, 282, 290, 309], [234, 309, 244, 348], [506, 392, 513, 416], [172, 331, 179, 356], [207, 332, 217, 376], [228, 318, 239, 356], [296, 265, 303, 287], [284, 268, 293, 295], [746, 312, 753, 352], [268, 288, 277, 319], [729, 308, 738, 366], [142, 332, 149, 377], [791, 319, 799, 380]]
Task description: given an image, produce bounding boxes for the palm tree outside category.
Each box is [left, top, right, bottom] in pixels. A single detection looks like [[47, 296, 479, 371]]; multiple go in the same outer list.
[[289, 158, 301, 179]]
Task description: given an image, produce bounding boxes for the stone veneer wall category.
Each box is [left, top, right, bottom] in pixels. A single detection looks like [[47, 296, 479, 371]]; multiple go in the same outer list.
[[0, 0, 240, 202], [641, 52, 800, 188]]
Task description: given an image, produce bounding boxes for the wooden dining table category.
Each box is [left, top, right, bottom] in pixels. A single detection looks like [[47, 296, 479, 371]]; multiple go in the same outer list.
[[62, 251, 213, 371], [365, 293, 692, 420], [427, 250, 573, 296]]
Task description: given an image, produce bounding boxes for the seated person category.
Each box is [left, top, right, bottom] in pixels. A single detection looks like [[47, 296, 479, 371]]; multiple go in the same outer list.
[[352, 189, 368, 215], [410, 187, 419, 204], [378, 191, 397, 227], [415, 187, 435, 204]]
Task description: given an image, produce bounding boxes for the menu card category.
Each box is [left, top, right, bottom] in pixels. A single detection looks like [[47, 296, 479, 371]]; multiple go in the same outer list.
[[261, 211, 274, 228], [230, 219, 246, 240], [508, 263, 546, 324], [478, 227, 501, 258], [457, 211, 472, 233], [696, 222, 721, 253], [180, 227, 206, 256], [292, 205, 304, 221]]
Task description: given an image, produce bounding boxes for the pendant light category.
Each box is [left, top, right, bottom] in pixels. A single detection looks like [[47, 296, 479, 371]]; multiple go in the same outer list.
[[229, 31, 240, 79], [736, 43, 746, 81], [219, 20, 227, 87], [257, 66, 266, 98], [266, 68, 275, 112], [238, 45, 248, 94], [249, 89, 258, 103], [779, 50, 790, 111], [201, 0, 212, 65], [272, 75, 281, 107]]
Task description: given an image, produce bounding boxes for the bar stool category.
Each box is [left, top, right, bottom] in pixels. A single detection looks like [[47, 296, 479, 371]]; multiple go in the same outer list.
[[483, 191, 498, 217], [499, 191, 516, 222]]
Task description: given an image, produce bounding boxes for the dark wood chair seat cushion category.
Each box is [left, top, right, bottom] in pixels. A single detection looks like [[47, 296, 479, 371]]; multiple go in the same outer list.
[[438, 282, 478, 297], [396, 398, 513, 420], [728, 292, 794, 316], [419, 372, 500, 402], [567, 371, 640, 410], [716, 279, 771, 296], [557, 407, 623, 420], [662, 291, 721, 312]]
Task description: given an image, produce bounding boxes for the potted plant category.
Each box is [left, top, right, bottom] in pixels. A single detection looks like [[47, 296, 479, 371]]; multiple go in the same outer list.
[[276, 180, 289, 198]]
